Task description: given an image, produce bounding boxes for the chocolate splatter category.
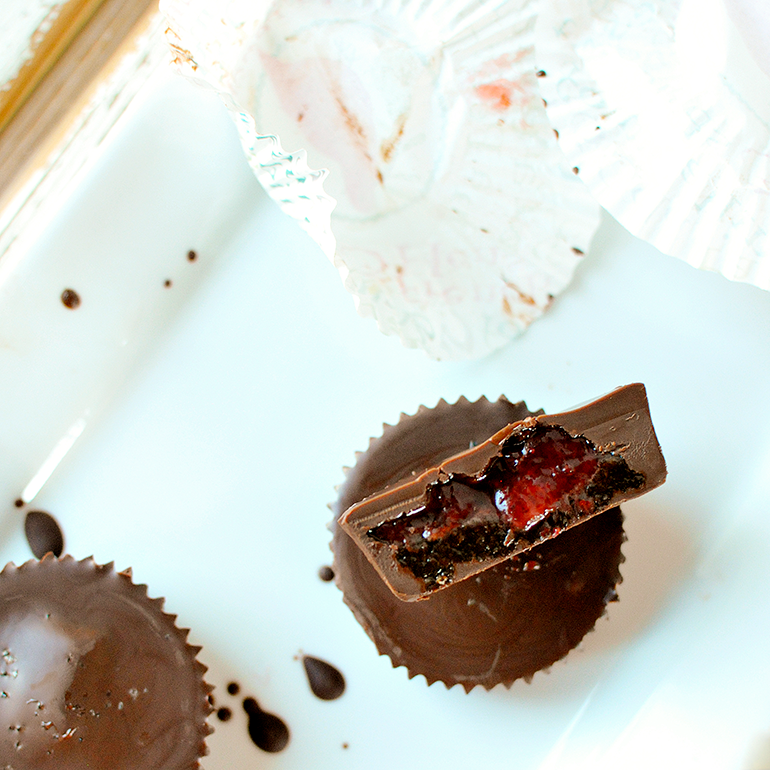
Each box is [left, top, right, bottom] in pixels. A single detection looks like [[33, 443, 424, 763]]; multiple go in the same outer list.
[[61, 289, 81, 309], [187, 250, 198, 262], [227, 681, 240, 695], [13, 498, 23, 508], [24, 510, 64, 558], [302, 656, 345, 701], [242, 697, 290, 753], [217, 707, 232, 722], [164, 279, 172, 288], [318, 565, 335, 582]]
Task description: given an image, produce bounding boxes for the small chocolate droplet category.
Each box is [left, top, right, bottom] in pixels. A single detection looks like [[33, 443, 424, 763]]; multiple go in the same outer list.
[[24, 511, 64, 559], [61, 289, 81, 309], [13, 499, 23, 508], [187, 250, 197, 262], [536, 69, 546, 77], [571, 247, 585, 255], [242, 697, 289, 753], [226, 682, 240, 696], [217, 707, 232, 722], [302, 656, 345, 701], [164, 279, 172, 288], [342, 742, 349, 749], [318, 565, 335, 582]]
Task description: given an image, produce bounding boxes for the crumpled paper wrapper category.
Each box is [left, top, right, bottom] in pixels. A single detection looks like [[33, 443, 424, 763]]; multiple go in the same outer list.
[[161, 0, 600, 359]]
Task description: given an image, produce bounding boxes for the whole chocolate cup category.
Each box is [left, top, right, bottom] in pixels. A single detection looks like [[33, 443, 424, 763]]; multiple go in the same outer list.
[[0, 555, 213, 768], [331, 397, 626, 691]]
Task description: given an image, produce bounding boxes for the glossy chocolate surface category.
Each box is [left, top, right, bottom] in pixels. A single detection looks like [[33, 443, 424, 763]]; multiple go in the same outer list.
[[332, 396, 628, 690], [0, 556, 211, 769], [340, 384, 665, 600]]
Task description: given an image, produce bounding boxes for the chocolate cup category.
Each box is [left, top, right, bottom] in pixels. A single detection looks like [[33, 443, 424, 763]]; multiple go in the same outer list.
[[0, 555, 212, 769], [331, 397, 626, 691]]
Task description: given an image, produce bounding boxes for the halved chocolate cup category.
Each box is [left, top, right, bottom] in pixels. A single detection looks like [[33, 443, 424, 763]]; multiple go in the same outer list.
[[339, 384, 665, 600]]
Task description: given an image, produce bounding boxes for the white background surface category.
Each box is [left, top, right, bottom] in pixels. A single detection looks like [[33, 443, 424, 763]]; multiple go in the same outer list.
[[1, 68, 770, 769]]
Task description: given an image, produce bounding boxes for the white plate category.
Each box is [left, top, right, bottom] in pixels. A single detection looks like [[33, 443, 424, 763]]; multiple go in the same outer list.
[[1, 68, 770, 770]]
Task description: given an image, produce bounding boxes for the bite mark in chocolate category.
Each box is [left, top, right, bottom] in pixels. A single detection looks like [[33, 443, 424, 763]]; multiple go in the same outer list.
[[340, 384, 666, 600]]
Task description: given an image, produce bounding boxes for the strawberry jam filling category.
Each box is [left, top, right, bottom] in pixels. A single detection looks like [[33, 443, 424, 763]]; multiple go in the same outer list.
[[367, 424, 644, 589]]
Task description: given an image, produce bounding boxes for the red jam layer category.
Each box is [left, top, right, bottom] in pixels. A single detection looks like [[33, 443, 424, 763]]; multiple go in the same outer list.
[[367, 424, 644, 588]]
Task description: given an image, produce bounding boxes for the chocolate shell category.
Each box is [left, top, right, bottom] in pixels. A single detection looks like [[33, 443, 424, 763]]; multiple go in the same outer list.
[[331, 396, 628, 691], [0, 555, 212, 769]]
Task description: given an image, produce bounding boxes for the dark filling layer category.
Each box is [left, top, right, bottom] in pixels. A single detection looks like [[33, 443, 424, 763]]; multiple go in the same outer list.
[[367, 424, 644, 589]]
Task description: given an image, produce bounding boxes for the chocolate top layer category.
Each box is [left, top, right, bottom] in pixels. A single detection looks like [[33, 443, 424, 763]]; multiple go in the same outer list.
[[339, 384, 665, 600], [0, 556, 211, 769], [331, 396, 628, 690]]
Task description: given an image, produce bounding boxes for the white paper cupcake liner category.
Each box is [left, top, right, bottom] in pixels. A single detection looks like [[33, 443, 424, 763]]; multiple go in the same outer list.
[[535, 0, 770, 291], [161, 0, 600, 360]]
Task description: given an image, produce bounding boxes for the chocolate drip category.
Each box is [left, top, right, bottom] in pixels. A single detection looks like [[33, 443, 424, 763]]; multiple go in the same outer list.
[[318, 565, 335, 582], [302, 656, 345, 701], [242, 698, 289, 753], [60, 289, 81, 309], [24, 510, 64, 558]]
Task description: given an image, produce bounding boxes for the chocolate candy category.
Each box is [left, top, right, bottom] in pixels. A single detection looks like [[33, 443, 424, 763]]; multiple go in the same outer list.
[[302, 656, 345, 701], [0, 555, 212, 768], [339, 384, 666, 600], [331, 392, 661, 689]]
